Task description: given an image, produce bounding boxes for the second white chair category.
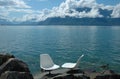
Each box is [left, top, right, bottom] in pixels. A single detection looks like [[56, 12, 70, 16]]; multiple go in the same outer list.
[[62, 54, 84, 69]]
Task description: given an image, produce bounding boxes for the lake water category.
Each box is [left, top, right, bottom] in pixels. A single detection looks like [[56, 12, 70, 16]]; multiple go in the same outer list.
[[0, 26, 120, 74]]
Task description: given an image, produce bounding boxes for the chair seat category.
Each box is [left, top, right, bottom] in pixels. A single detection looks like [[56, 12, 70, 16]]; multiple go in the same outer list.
[[62, 63, 76, 68], [42, 64, 60, 71], [62, 54, 84, 69]]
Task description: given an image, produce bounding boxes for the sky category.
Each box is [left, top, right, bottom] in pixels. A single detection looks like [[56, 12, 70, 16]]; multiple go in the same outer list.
[[0, 0, 120, 22]]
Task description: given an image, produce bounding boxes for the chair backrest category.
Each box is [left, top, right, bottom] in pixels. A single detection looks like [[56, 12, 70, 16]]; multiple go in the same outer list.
[[75, 54, 84, 68], [40, 54, 54, 68]]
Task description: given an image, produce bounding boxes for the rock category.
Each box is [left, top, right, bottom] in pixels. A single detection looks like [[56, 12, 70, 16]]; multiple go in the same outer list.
[[66, 69, 84, 74], [102, 70, 115, 75], [53, 74, 90, 79], [0, 54, 34, 79], [100, 64, 109, 69], [0, 54, 15, 65], [0, 71, 33, 79], [94, 74, 120, 79], [0, 58, 30, 75]]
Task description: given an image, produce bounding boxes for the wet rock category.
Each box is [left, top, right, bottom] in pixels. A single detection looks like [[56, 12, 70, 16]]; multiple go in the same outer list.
[[0, 71, 33, 79]]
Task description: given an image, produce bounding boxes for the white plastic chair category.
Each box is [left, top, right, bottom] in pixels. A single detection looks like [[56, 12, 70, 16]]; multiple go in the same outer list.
[[40, 54, 60, 74], [62, 54, 84, 69]]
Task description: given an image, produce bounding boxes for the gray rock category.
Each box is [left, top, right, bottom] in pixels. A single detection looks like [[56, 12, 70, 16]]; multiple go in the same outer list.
[[0, 58, 30, 75], [0, 54, 14, 65], [0, 71, 33, 79]]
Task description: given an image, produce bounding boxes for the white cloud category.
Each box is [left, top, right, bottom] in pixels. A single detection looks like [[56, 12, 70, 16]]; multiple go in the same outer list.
[[27, 0, 47, 1], [0, 0, 33, 21], [0, 0, 31, 17], [77, 8, 103, 18], [34, 0, 104, 21], [0, 0, 31, 8], [111, 4, 120, 18], [8, 8, 35, 13], [43, 0, 118, 19], [37, 0, 47, 1], [0, 0, 31, 15]]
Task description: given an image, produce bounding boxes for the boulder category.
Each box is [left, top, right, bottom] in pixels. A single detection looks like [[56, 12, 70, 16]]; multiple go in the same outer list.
[[0, 54, 34, 79], [0, 71, 33, 79], [0, 58, 30, 75], [0, 54, 14, 65]]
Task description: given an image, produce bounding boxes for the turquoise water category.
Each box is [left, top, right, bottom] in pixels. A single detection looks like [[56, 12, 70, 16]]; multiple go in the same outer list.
[[0, 26, 120, 74]]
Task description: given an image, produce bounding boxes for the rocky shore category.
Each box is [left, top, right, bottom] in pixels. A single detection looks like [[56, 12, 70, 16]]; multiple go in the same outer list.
[[0, 53, 120, 79], [0, 53, 33, 79], [34, 68, 120, 79]]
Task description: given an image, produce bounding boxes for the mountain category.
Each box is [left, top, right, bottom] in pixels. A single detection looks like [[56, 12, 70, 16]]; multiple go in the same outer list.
[[38, 17, 120, 26]]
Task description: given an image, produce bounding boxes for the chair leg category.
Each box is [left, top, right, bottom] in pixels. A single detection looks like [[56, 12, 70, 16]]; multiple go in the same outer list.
[[48, 70, 51, 75]]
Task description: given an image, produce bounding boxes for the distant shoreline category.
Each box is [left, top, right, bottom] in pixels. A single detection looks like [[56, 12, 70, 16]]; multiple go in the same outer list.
[[1, 18, 120, 26]]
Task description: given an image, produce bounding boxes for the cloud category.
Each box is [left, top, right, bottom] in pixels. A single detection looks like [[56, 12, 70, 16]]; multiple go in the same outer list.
[[0, 0, 31, 15], [27, 0, 47, 1], [0, 0, 33, 21], [0, 0, 31, 8], [0, 0, 31, 17], [53, 0, 104, 18], [111, 3, 120, 18], [32, 0, 105, 21], [37, 0, 47, 1], [32, 0, 116, 22]]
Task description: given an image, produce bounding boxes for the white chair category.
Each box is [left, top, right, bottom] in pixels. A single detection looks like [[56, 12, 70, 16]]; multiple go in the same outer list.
[[62, 54, 84, 69], [40, 54, 60, 74]]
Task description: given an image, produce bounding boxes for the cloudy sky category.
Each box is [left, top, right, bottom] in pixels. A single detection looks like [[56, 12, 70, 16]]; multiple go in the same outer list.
[[0, 0, 120, 22]]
